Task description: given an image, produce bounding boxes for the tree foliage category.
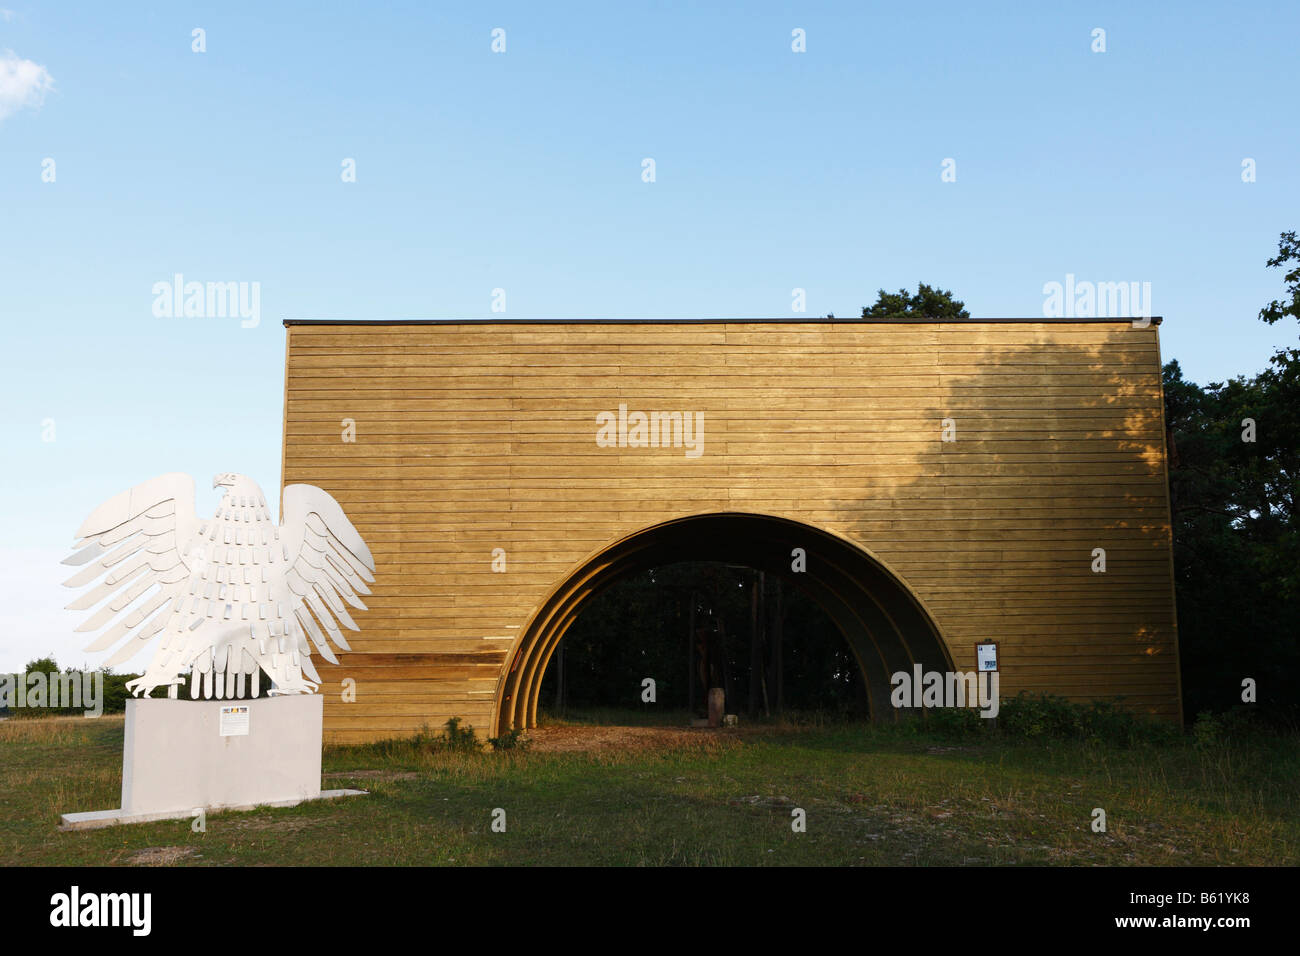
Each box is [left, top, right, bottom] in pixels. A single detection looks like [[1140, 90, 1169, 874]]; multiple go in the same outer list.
[[1259, 230, 1300, 328], [862, 283, 970, 318], [1165, 230, 1300, 722]]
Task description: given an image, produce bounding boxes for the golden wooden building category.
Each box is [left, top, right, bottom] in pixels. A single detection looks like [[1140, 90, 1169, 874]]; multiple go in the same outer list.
[[280, 318, 1181, 742]]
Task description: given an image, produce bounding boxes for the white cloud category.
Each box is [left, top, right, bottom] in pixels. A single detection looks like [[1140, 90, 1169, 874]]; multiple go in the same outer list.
[[0, 48, 54, 122], [0, 11, 16, 24]]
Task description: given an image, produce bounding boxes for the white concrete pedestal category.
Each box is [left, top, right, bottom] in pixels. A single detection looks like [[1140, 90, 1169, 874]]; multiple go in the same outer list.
[[60, 695, 364, 830]]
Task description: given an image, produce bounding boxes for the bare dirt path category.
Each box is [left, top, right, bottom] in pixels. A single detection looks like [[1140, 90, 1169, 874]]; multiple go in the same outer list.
[[524, 724, 743, 753]]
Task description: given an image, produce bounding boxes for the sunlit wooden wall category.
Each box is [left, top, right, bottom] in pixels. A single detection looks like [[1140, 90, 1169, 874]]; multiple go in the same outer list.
[[281, 319, 1181, 742]]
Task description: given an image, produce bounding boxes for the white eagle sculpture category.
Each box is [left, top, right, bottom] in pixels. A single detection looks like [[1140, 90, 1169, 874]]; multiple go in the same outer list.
[[62, 473, 376, 699]]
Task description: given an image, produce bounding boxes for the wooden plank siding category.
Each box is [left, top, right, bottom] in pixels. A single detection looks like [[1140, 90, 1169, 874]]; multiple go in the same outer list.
[[280, 320, 1181, 743]]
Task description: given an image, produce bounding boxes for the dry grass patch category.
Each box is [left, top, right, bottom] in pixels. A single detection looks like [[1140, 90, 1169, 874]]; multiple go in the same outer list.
[[122, 846, 201, 866]]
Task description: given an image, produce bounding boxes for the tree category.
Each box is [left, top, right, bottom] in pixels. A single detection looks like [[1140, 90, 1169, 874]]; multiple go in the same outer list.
[[1259, 230, 1300, 329], [863, 283, 970, 318], [1164, 361, 1300, 721], [1247, 231, 1300, 601], [1163, 229, 1300, 722]]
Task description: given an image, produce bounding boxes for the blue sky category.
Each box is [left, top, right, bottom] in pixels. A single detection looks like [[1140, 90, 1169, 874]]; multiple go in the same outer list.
[[1, 1, 1296, 670]]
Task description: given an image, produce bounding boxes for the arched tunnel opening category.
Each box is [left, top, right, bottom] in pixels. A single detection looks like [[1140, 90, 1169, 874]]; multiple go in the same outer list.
[[496, 513, 954, 733], [539, 560, 872, 722]]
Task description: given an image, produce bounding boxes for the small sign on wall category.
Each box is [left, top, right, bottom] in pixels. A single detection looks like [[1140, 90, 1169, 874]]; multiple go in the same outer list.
[[219, 704, 250, 737], [976, 642, 999, 673]]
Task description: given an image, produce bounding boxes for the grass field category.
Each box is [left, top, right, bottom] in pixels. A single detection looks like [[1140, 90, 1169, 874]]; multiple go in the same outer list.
[[1, 710, 1296, 866]]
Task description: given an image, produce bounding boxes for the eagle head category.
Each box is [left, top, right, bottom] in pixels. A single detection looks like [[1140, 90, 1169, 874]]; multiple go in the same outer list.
[[213, 473, 262, 499]]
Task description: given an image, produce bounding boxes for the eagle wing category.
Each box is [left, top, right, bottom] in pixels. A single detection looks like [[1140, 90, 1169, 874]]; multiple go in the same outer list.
[[279, 484, 375, 672], [62, 472, 201, 668]]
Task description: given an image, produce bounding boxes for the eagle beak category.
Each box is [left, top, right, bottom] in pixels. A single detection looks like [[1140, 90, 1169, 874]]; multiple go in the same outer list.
[[212, 475, 222, 489]]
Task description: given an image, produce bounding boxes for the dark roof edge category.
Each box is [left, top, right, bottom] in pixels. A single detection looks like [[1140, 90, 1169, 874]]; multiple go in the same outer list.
[[283, 316, 1163, 327]]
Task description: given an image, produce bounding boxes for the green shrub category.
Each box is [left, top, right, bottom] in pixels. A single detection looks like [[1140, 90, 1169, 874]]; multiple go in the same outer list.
[[487, 727, 530, 752], [1192, 710, 1223, 747], [996, 692, 1176, 746], [998, 692, 1079, 738], [441, 717, 481, 752], [1217, 705, 1265, 739], [924, 705, 985, 737]]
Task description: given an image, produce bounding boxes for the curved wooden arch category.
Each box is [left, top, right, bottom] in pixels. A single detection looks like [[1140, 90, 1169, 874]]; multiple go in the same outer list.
[[494, 512, 955, 734]]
